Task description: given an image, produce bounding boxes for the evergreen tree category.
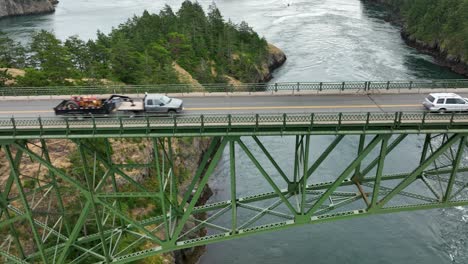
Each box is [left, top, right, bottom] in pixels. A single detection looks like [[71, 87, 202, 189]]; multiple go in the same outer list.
[[4, 1, 271, 86], [29, 30, 76, 84], [374, 0, 468, 62], [0, 32, 26, 68], [65, 36, 92, 75], [109, 37, 144, 84]]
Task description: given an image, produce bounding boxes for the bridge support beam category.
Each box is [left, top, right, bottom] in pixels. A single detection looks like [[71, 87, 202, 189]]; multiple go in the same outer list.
[[0, 132, 468, 263]]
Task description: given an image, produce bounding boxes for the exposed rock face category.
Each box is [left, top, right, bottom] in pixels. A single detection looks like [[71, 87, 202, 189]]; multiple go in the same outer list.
[[401, 30, 468, 77], [173, 43, 286, 87], [174, 185, 213, 264], [256, 43, 287, 83], [0, 0, 55, 18], [362, 0, 468, 77], [173, 138, 214, 264], [172, 62, 204, 90]]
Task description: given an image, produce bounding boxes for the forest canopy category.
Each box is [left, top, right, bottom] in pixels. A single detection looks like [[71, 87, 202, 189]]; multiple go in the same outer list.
[[0, 1, 269, 86], [369, 0, 468, 63]]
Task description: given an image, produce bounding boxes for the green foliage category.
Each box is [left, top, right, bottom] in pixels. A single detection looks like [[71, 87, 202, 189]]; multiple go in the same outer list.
[[109, 37, 145, 84], [64, 36, 93, 74], [0, 31, 26, 68], [29, 30, 78, 84], [23, 179, 37, 189], [68, 139, 109, 183], [15, 68, 53, 87], [2, 1, 270, 87], [375, 0, 468, 62]]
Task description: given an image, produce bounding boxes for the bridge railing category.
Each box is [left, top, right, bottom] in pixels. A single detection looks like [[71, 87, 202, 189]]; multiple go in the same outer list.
[[1, 79, 468, 97], [1, 112, 467, 136]]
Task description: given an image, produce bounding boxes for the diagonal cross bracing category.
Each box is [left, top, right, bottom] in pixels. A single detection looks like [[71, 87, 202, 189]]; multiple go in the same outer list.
[[0, 130, 468, 263]]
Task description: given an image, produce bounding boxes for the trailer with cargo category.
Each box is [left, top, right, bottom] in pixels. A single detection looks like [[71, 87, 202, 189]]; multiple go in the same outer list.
[[53, 94, 184, 116]]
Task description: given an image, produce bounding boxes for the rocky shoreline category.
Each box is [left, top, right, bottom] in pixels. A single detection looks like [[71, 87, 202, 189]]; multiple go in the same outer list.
[[401, 30, 468, 77], [257, 43, 287, 83], [363, 0, 468, 77], [0, 0, 57, 19], [174, 185, 213, 264], [171, 137, 221, 264], [173, 42, 287, 90]]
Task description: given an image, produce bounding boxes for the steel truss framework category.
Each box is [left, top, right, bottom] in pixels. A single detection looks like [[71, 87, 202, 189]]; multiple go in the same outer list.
[[1, 132, 468, 263]]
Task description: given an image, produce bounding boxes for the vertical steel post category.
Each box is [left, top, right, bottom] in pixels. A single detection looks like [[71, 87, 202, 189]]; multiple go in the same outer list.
[[305, 135, 344, 180], [104, 139, 125, 228], [353, 134, 366, 181], [306, 135, 383, 217], [78, 143, 111, 263], [361, 134, 407, 177], [301, 135, 310, 214], [153, 138, 170, 241], [0, 187, 26, 259], [238, 139, 297, 214], [157, 138, 179, 213], [167, 138, 178, 208], [79, 139, 167, 210], [230, 140, 237, 233], [4, 145, 48, 264], [293, 136, 303, 185], [444, 136, 466, 202], [171, 138, 228, 243], [420, 134, 432, 165], [0, 147, 23, 219], [377, 134, 461, 208], [40, 139, 71, 235], [57, 202, 92, 264], [179, 137, 222, 208], [252, 136, 290, 184], [369, 136, 389, 211]]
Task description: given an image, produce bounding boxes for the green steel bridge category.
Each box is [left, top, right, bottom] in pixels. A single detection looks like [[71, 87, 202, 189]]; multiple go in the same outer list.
[[1, 111, 468, 263]]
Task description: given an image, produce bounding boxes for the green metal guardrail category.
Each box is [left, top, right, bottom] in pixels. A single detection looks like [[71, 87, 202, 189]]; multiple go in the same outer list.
[[1, 112, 468, 138], [1, 79, 468, 96]]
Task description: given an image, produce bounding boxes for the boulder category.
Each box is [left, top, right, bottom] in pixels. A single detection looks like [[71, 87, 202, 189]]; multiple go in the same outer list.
[[0, 0, 55, 18]]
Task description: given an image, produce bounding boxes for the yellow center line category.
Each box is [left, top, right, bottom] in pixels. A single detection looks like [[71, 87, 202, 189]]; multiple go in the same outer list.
[[0, 104, 421, 114], [185, 104, 421, 111]]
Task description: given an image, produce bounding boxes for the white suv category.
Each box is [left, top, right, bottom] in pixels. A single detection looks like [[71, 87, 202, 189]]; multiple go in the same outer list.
[[423, 93, 468, 113]]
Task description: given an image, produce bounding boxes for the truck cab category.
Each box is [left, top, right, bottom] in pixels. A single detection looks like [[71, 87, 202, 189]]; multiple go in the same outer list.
[[143, 94, 184, 114]]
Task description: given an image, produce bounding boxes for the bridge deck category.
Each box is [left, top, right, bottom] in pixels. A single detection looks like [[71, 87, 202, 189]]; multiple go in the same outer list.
[[1, 112, 468, 139]]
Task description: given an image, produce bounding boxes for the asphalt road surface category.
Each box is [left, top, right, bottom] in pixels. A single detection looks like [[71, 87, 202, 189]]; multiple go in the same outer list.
[[0, 93, 463, 118]]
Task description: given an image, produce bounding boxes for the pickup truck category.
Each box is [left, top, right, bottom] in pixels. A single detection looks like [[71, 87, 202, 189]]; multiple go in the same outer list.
[[54, 94, 184, 116]]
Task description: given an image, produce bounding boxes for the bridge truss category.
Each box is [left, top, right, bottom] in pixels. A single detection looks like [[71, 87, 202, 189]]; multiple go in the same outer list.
[[1, 113, 468, 263]]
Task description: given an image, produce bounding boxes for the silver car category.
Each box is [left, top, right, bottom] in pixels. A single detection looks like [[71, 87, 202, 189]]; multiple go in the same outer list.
[[423, 93, 468, 113]]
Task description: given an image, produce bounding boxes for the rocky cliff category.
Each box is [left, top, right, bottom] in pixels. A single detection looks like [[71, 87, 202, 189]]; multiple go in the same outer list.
[[400, 31, 468, 77], [362, 0, 468, 77], [172, 42, 287, 89], [0, 0, 55, 18], [256, 43, 287, 83]]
